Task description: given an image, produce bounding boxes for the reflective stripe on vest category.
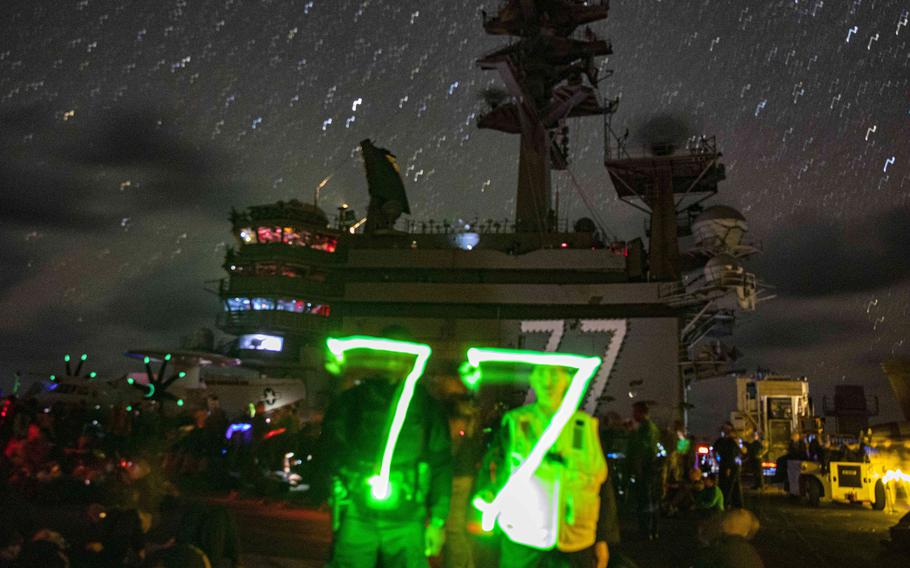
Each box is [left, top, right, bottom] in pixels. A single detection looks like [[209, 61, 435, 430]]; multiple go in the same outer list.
[[499, 406, 607, 551]]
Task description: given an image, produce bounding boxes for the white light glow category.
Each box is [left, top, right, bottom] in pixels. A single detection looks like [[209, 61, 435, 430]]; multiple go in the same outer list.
[[238, 334, 284, 352]]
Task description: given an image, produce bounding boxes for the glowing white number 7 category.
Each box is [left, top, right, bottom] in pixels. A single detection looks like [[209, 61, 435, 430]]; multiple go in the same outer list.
[[521, 319, 628, 414]]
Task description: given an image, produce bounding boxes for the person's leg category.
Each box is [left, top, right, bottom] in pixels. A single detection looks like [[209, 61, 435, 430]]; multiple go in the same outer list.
[[634, 478, 647, 536], [648, 474, 660, 538], [718, 469, 733, 504], [560, 545, 596, 568], [444, 476, 475, 568], [732, 472, 744, 508], [499, 537, 544, 568], [751, 463, 763, 490], [635, 473, 658, 539], [329, 512, 379, 568], [378, 520, 427, 568]]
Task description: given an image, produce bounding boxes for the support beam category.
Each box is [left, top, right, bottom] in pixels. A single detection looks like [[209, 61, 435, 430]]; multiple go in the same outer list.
[[517, 124, 552, 234]]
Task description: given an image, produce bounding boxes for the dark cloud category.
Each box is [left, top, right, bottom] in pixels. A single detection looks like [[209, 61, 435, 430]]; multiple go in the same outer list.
[[752, 208, 910, 297], [627, 112, 698, 155], [69, 108, 214, 175], [0, 239, 32, 297], [0, 102, 236, 231], [3, 308, 97, 373], [737, 311, 868, 350], [102, 261, 219, 334]]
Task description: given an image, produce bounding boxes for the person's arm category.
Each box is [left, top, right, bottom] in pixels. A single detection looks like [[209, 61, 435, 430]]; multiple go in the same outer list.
[[476, 415, 509, 496], [591, 418, 612, 544], [314, 394, 350, 503], [596, 477, 613, 542]]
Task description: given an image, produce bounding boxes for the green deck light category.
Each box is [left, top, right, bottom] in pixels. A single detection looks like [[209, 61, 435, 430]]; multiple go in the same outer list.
[[178, 371, 186, 378], [80, 353, 87, 361], [464, 348, 601, 545], [143, 356, 151, 364], [177, 398, 184, 407], [326, 335, 432, 504], [165, 353, 172, 361], [89, 371, 97, 378], [64, 354, 71, 363], [127, 377, 135, 385], [126, 405, 133, 412], [144, 384, 155, 398], [49, 375, 56, 382]]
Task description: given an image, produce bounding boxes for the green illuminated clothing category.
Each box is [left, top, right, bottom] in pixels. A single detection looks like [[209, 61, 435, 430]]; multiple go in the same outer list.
[[484, 405, 608, 552], [696, 485, 725, 512], [328, 507, 427, 568], [320, 378, 452, 524]]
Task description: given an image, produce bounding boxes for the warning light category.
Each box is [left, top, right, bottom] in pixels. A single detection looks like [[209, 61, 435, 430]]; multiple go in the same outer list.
[[264, 427, 287, 440]]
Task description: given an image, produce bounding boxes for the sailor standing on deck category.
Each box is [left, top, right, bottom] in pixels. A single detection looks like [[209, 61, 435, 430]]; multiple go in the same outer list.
[[477, 366, 610, 568], [318, 329, 452, 568], [713, 423, 745, 508], [626, 401, 662, 541]]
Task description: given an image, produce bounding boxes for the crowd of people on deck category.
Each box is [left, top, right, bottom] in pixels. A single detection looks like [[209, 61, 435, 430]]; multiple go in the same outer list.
[[0, 372, 785, 568], [0, 392, 314, 567]]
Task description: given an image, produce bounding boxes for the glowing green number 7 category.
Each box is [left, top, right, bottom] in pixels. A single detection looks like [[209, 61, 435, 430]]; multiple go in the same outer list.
[[461, 348, 602, 536], [326, 336, 432, 501]]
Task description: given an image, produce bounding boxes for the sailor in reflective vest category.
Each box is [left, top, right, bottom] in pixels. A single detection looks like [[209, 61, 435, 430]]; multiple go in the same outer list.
[[478, 365, 610, 568]]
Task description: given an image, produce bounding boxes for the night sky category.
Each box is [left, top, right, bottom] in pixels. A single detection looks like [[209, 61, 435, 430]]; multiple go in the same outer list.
[[1, 1, 909, 424]]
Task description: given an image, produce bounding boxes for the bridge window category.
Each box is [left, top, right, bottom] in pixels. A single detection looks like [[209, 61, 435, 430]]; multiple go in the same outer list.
[[224, 296, 330, 318], [239, 225, 337, 252], [257, 226, 283, 243], [226, 297, 251, 311]]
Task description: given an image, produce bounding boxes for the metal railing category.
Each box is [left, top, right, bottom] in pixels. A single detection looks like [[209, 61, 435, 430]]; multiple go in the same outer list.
[[219, 277, 338, 299], [216, 310, 331, 334]]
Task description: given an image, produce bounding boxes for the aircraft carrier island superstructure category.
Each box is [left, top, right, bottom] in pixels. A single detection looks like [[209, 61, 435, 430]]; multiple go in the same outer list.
[[215, 0, 768, 426]]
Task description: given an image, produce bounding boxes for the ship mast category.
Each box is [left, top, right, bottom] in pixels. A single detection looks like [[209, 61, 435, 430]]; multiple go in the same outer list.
[[478, 1, 615, 235]]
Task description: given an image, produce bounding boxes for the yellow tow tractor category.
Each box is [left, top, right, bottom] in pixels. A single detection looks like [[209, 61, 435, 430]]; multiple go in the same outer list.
[[788, 459, 887, 510]]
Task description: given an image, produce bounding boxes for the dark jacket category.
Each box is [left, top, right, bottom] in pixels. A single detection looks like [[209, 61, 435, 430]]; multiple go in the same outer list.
[[319, 378, 452, 522], [627, 418, 661, 477]]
